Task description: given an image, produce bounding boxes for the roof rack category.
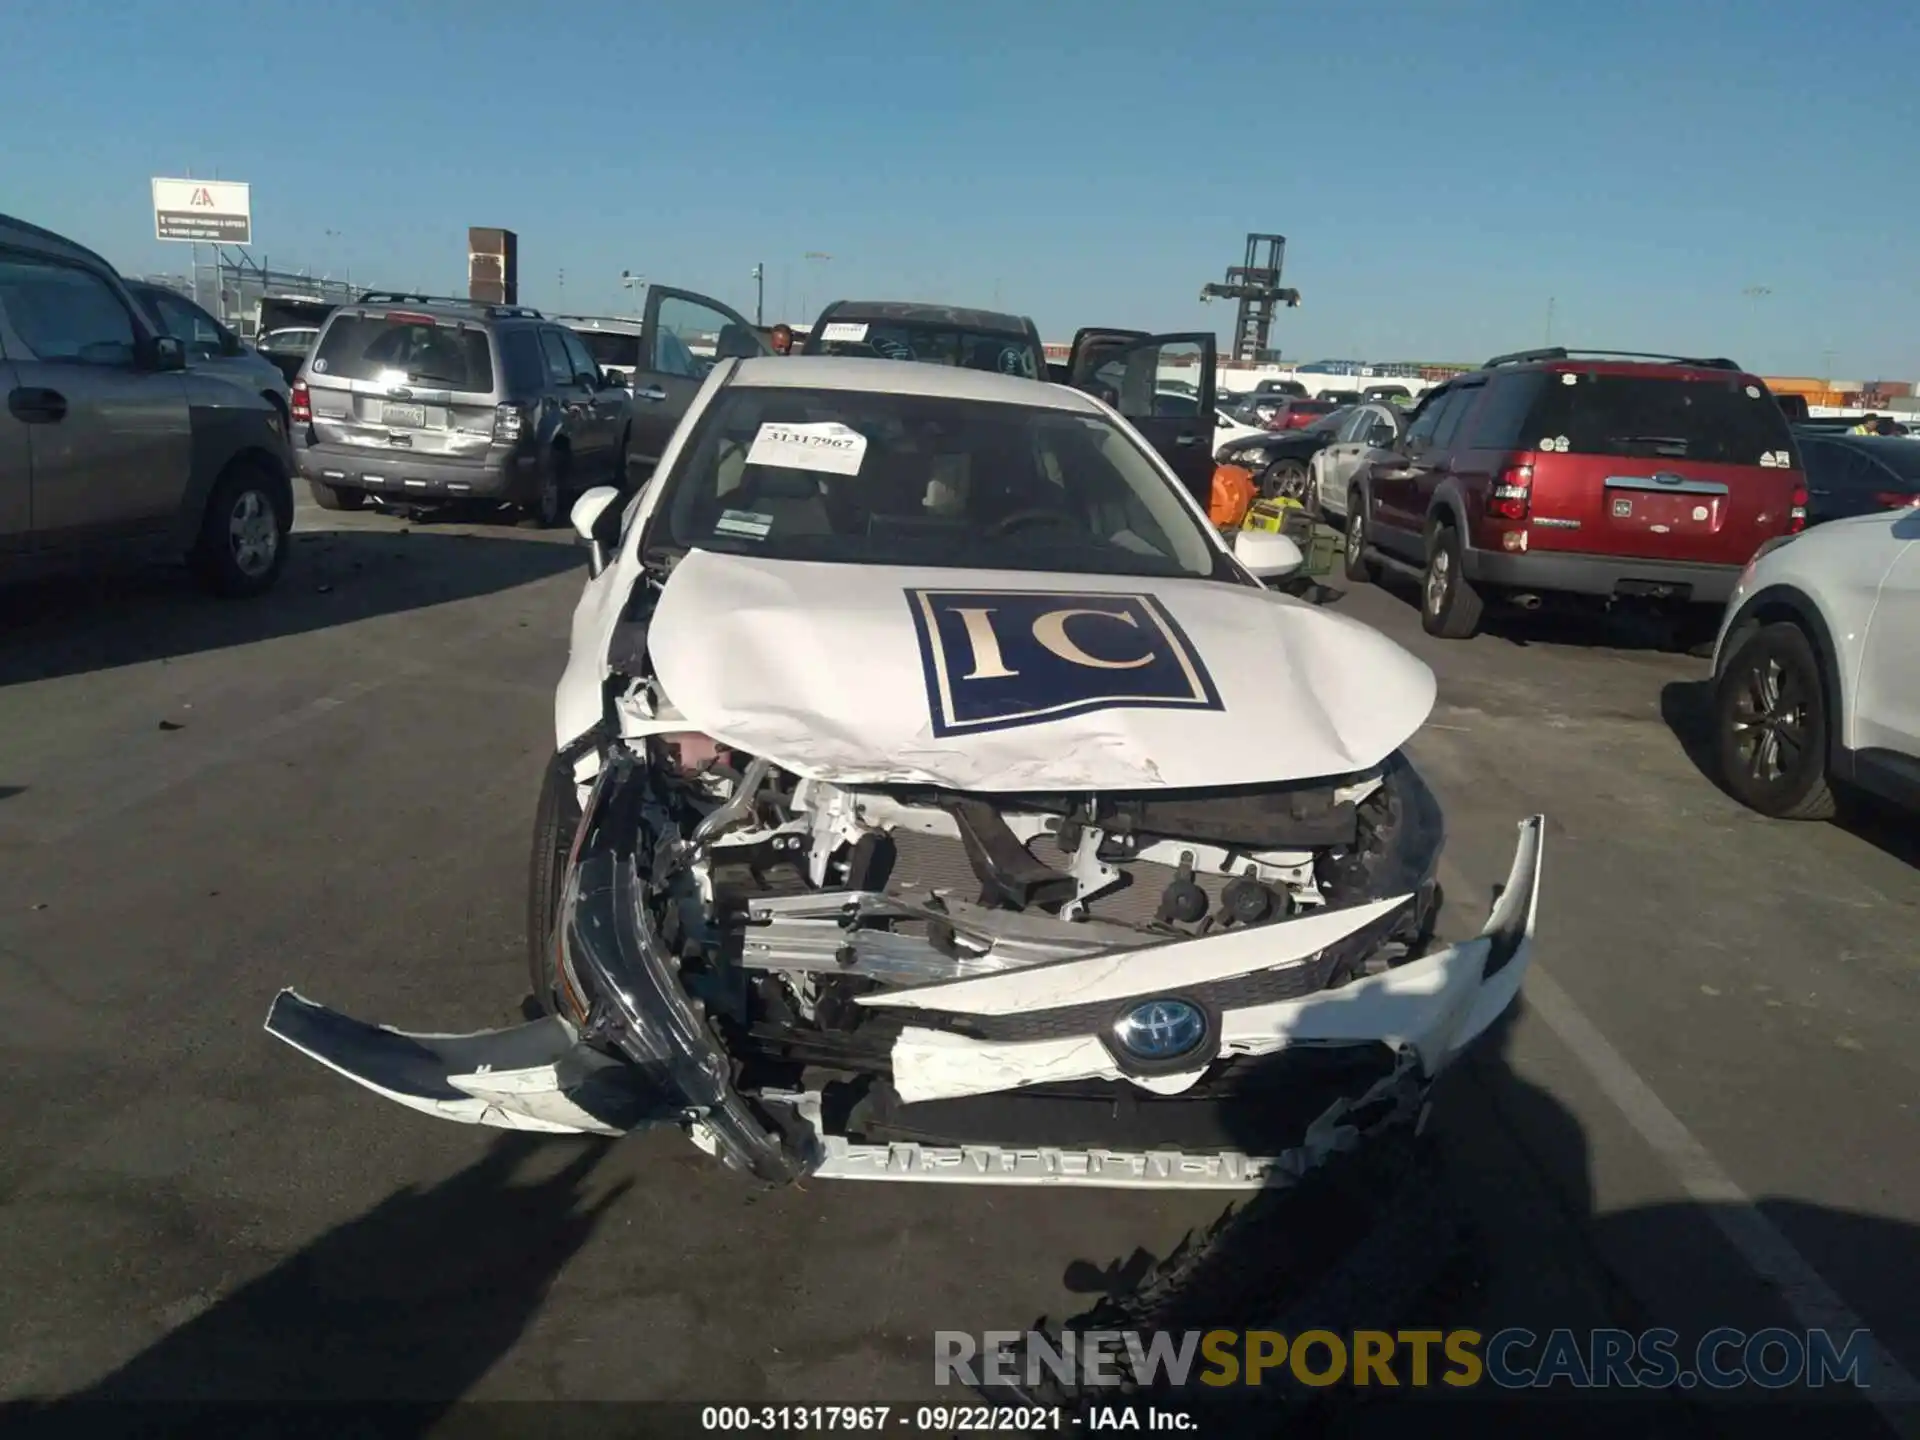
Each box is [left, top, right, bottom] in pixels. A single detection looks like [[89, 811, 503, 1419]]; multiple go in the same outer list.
[[1482, 347, 1743, 372], [354, 291, 545, 320]]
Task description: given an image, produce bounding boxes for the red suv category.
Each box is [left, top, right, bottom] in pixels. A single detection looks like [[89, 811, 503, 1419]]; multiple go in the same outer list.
[[1342, 348, 1807, 641]]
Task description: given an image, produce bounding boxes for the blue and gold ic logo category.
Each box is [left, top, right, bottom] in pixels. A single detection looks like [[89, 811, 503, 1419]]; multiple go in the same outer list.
[[905, 589, 1223, 739]]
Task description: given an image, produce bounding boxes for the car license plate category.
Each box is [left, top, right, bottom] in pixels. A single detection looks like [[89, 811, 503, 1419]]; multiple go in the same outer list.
[[383, 402, 427, 428]]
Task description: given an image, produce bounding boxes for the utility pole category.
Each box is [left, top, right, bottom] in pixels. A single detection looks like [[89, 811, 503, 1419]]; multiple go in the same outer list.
[[751, 263, 765, 325], [1545, 296, 1556, 346]]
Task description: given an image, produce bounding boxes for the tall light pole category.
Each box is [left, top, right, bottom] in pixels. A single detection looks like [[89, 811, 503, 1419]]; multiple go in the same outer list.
[[1740, 286, 1772, 372], [621, 269, 644, 315], [800, 250, 831, 320], [1545, 296, 1555, 346], [751, 263, 764, 325]]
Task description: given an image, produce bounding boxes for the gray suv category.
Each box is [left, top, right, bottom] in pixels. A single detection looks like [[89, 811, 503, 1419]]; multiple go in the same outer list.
[[293, 293, 633, 526], [0, 214, 296, 597]]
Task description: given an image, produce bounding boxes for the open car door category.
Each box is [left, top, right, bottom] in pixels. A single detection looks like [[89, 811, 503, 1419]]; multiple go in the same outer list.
[[627, 285, 772, 486], [1068, 328, 1218, 507]]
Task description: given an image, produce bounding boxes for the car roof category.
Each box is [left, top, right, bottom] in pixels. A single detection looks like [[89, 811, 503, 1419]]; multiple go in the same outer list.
[[1478, 347, 1758, 383], [554, 314, 645, 335], [817, 299, 1035, 334], [0, 213, 116, 272], [731, 355, 1100, 411], [343, 293, 544, 324]]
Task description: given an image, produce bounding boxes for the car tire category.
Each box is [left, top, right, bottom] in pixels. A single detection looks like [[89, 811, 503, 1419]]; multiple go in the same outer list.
[[526, 754, 586, 1014], [1712, 622, 1836, 820], [527, 448, 571, 529], [1342, 490, 1379, 583], [1264, 459, 1309, 501], [1420, 521, 1484, 639], [307, 479, 365, 511], [190, 460, 292, 598]]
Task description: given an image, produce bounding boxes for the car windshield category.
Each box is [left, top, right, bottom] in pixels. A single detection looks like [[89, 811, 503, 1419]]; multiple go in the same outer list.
[[810, 321, 1042, 379], [309, 313, 495, 392], [1523, 373, 1797, 465], [260, 328, 317, 353], [647, 385, 1225, 580]]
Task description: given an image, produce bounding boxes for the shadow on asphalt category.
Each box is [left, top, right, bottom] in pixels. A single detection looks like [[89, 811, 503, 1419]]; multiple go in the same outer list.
[[1004, 953, 1911, 1436], [1660, 678, 1920, 872], [0, 526, 584, 688], [3, 1135, 624, 1433], [1359, 571, 1699, 654]]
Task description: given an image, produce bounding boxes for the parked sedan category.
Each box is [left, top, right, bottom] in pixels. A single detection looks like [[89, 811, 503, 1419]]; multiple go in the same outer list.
[[1217, 406, 1354, 497], [1310, 402, 1405, 522], [1797, 433, 1920, 524], [267, 353, 1545, 1197], [1258, 396, 1341, 431]]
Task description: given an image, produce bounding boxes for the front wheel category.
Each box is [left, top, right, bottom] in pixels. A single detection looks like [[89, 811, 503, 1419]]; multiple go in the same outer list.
[[191, 461, 291, 598], [1263, 459, 1309, 501], [526, 755, 585, 1012], [1712, 623, 1835, 819]]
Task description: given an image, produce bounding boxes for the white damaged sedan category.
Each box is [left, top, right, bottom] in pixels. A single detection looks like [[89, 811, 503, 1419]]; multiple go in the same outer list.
[[268, 357, 1543, 1189]]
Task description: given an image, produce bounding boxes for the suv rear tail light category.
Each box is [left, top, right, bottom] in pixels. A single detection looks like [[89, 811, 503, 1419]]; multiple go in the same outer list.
[[1488, 463, 1533, 521], [1873, 491, 1920, 510], [1789, 485, 1808, 533], [290, 379, 311, 424], [492, 403, 526, 442]]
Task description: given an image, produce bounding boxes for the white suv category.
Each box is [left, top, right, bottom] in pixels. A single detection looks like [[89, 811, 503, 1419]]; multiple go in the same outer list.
[[1710, 507, 1920, 818]]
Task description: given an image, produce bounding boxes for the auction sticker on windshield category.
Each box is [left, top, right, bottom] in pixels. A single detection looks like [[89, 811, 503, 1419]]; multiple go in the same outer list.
[[819, 322, 869, 342], [715, 509, 773, 539], [746, 421, 868, 475]]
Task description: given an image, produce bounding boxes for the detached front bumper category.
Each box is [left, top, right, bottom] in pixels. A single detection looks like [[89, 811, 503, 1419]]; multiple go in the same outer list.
[[267, 814, 1543, 1190]]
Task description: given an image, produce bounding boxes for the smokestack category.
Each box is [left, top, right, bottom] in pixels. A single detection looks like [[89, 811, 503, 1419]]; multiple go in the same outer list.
[[468, 227, 518, 305]]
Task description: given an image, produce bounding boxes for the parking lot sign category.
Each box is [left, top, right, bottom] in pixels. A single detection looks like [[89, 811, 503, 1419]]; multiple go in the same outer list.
[[152, 177, 251, 244]]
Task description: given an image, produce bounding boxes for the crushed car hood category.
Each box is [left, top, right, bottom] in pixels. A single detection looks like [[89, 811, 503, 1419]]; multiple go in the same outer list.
[[645, 548, 1435, 791]]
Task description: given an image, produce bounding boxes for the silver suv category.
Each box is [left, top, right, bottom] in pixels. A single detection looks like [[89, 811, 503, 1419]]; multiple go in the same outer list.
[[293, 293, 633, 526], [1, 214, 296, 596]]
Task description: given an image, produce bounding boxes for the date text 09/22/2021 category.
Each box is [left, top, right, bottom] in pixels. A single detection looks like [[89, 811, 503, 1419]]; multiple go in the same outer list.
[[699, 1405, 1191, 1432]]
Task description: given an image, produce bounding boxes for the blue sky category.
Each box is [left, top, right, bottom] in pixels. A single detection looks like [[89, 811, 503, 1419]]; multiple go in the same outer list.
[[3, 0, 1914, 376]]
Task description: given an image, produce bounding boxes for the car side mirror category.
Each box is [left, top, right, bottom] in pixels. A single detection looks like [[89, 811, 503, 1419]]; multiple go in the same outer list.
[[148, 335, 187, 372], [1369, 426, 1395, 447], [572, 485, 624, 576], [1233, 527, 1305, 580]]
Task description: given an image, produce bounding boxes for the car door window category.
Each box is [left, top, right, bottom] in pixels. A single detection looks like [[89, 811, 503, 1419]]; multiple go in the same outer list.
[[1465, 372, 1544, 450], [0, 256, 137, 366], [653, 296, 737, 380], [538, 328, 577, 388], [1431, 384, 1481, 450], [558, 328, 600, 385], [1401, 390, 1454, 452], [149, 290, 228, 361], [1336, 409, 1374, 444]]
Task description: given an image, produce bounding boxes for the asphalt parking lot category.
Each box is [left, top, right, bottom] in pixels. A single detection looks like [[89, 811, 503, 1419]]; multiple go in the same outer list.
[[1, 498, 1916, 1432]]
